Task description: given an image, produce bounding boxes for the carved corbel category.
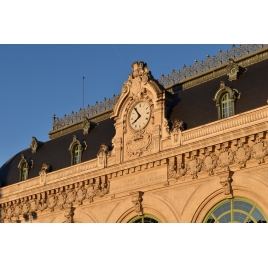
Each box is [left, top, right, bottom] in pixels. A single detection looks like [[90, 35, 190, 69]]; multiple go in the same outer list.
[[218, 170, 234, 198], [131, 191, 144, 216], [63, 205, 75, 223]]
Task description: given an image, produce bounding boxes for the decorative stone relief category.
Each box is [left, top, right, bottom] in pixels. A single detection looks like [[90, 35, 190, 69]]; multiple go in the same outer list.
[[86, 179, 95, 203], [0, 205, 6, 223], [47, 190, 58, 212], [128, 61, 152, 97], [97, 144, 109, 168], [75, 182, 86, 205], [131, 191, 144, 216], [186, 155, 202, 179], [218, 170, 233, 198], [170, 119, 184, 145], [201, 149, 218, 176], [226, 58, 246, 81], [57, 188, 67, 210], [30, 137, 44, 153], [251, 134, 268, 164], [21, 198, 31, 217], [13, 200, 22, 222], [65, 185, 76, 206], [39, 163, 50, 186], [38, 192, 48, 212], [217, 144, 235, 171], [126, 129, 152, 158], [82, 117, 91, 135], [234, 139, 251, 168], [167, 157, 186, 184], [6, 202, 14, 222]]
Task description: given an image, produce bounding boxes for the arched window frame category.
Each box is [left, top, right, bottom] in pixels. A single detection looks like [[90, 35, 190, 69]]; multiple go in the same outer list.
[[213, 81, 241, 120], [128, 214, 160, 223], [17, 154, 31, 182], [68, 135, 87, 165], [203, 197, 267, 223]]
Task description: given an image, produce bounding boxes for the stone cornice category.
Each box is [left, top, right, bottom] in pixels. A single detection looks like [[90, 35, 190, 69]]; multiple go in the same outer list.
[[2, 105, 268, 206]]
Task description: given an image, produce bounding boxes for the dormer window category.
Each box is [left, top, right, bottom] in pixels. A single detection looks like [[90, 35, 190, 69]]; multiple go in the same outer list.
[[17, 154, 32, 182], [21, 163, 28, 181], [221, 92, 233, 118], [68, 135, 87, 165], [74, 144, 82, 164], [213, 81, 241, 120]]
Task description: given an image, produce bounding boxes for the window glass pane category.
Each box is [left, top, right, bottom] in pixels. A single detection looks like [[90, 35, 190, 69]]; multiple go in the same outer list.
[[204, 198, 267, 223]]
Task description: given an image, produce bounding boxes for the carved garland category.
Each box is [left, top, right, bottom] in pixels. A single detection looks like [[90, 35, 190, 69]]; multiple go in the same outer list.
[[0, 177, 110, 222], [167, 133, 268, 182]]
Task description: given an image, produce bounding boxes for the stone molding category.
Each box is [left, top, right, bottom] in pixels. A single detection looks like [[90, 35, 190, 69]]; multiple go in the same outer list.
[[2, 106, 268, 221]]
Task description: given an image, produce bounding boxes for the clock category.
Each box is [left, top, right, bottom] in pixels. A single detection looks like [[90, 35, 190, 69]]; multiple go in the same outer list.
[[129, 101, 151, 130]]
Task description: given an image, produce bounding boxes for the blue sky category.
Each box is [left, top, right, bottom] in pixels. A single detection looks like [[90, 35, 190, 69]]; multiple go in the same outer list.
[[0, 44, 233, 167]]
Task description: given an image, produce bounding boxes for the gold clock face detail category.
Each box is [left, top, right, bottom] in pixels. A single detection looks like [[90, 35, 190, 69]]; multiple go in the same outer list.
[[129, 101, 151, 130]]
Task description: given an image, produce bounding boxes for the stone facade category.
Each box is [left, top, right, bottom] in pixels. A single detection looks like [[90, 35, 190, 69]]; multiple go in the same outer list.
[[1, 46, 268, 223]]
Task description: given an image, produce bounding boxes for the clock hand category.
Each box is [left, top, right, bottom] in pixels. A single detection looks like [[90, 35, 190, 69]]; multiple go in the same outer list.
[[132, 114, 141, 124], [134, 107, 141, 117]]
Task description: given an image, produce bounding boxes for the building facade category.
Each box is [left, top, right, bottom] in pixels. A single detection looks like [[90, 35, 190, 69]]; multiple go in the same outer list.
[[1, 45, 268, 223]]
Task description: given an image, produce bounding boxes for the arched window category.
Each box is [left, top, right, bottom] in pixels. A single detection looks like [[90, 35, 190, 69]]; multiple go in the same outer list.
[[73, 144, 82, 165], [68, 135, 87, 165], [17, 155, 31, 182], [129, 214, 160, 223], [221, 93, 233, 118], [213, 81, 241, 120], [21, 163, 28, 181], [203, 198, 267, 223]]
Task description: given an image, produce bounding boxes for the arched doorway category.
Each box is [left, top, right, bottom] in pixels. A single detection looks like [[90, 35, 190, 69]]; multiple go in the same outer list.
[[203, 197, 267, 223]]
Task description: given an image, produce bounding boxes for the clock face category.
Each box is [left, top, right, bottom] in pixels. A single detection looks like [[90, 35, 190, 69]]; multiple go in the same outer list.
[[129, 101, 151, 130]]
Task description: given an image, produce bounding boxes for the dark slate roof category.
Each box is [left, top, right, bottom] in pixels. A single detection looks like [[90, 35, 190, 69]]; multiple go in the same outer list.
[[169, 58, 268, 129], [0, 118, 115, 187]]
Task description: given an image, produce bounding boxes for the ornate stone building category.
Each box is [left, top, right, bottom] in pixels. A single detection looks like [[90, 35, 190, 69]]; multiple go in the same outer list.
[[1, 45, 268, 223]]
